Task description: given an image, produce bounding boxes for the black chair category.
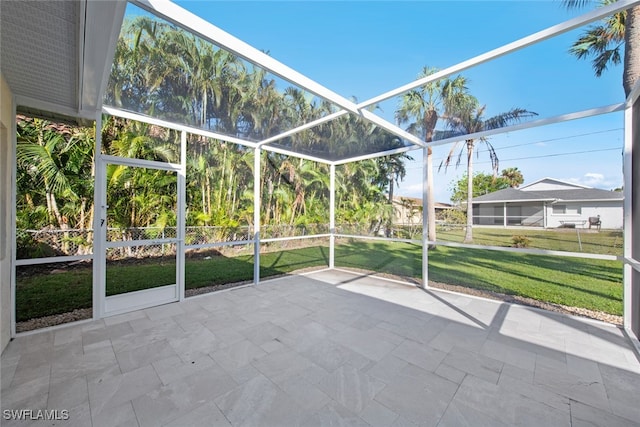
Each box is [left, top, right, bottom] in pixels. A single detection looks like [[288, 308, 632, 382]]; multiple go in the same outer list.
[[588, 216, 601, 231]]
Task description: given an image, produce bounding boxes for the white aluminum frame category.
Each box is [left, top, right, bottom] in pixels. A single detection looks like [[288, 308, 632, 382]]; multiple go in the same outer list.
[[360, 0, 639, 109], [132, 0, 425, 149], [10, 95, 17, 338], [92, 113, 105, 319], [128, 0, 638, 166], [253, 147, 261, 284], [329, 164, 336, 269], [177, 131, 187, 301], [96, 137, 186, 317], [623, 79, 639, 339], [422, 146, 429, 289], [103, 106, 258, 150], [9, 0, 640, 344], [14, 255, 93, 266]]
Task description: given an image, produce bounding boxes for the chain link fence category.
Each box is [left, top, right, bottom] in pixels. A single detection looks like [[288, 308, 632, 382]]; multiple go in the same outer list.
[[16, 228, 93, 259], [261, 223, 329, 239], [17, 224, 333, 260], [185, 226, 252, 245]]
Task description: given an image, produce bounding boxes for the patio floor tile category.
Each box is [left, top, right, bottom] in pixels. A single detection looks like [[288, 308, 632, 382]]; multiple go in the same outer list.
[[317, 364, 386, 414], [1, 269, 638, 426]]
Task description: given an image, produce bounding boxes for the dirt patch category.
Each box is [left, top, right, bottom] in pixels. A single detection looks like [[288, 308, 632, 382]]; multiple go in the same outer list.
[[16, 308, 93, 333]]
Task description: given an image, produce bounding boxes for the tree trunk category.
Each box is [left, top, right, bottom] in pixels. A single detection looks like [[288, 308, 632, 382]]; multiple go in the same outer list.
[[424, 110, 438, 248], [265, 179, 273, 224], [79, 198, 86, 230], [201, 174, 207, 218], [217, 148, 227, 211], [623, 5, 640, 97], [464, 140, 474, 243], [47, 192, 65, 230], [206, 177, 211, 221]]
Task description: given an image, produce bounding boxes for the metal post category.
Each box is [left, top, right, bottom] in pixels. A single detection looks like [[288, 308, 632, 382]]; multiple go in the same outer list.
[[329, 164, 335, 269], [503, 202, 507, 227], [177, 130, 187, 301], [623, 99, 633, 331], [9, 96, 17, 337], [254, 147, 261, 284], [92, 112, 105, 319], [422, 146, 429, 289]]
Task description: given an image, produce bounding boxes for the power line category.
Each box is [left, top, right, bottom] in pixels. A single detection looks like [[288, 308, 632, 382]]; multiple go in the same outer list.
[[405, 146, 622, 170], [474, 128, 623, 154], [472, 147, 621, 165]]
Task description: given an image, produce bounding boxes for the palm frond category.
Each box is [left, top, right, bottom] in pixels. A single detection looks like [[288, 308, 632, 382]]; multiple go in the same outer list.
[[561, 0, 595, 9], [483, 108, 537, 130]]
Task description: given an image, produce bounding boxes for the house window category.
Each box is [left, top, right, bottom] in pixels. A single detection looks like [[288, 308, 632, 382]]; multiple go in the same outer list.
[[552, 204, 581, 215]]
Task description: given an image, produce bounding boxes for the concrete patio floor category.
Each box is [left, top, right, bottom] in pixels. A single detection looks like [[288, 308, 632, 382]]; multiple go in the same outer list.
[[2, 269, 640, 427]]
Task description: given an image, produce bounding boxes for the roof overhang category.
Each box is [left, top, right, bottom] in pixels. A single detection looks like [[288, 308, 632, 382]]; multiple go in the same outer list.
[[473, 198, 623, 204], [472, 199, 555, 204], [0, 0, 126, 122]]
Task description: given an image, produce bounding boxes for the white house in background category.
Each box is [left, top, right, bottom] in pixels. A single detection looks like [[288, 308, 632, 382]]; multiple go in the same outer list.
[[392, 196, 455, 225], [471, 178, 624, 229]]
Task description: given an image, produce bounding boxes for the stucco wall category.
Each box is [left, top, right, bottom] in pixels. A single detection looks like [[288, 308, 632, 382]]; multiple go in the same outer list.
[[0, 74, 13, 353], [545, 201, 623, 229]]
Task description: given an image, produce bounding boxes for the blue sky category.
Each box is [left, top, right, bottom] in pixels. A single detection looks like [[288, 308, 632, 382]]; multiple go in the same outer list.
[[174, 0, 625, 203]]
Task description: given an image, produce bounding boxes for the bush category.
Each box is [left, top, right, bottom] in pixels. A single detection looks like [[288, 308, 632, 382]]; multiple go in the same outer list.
[[438, 208, 466, 225], [16, 232, 61, 259], [511, 235, 531, 248]]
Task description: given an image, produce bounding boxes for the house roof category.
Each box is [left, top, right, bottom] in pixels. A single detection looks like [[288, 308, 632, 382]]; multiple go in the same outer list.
[[472, 187, 623, 204], [520, 177, 591, 190], [392, 197, 454, 209]]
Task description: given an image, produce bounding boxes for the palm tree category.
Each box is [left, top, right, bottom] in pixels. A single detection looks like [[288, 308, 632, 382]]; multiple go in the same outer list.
[[440, 96, 537, 242], [396, 67, 469, 246], [501, 167, 524, 188], [16, 117, 93, 231], [375, 153, 411, 237], [562, 0, 639, 97]]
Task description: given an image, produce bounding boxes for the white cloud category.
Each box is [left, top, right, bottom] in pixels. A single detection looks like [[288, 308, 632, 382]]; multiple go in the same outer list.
[[566, 173, 619, 189], [397, 182, 424, 198], [584, 172, 605, 181]]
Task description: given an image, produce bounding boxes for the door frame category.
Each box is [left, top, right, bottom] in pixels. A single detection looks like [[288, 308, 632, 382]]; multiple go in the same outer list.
[[92, 121, 186, 318]]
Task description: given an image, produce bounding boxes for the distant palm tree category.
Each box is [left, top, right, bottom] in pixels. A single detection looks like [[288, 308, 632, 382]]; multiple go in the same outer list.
[[440, 97, 537, 242], [395, 67, 468, 246], [501, 167, 524, 188]]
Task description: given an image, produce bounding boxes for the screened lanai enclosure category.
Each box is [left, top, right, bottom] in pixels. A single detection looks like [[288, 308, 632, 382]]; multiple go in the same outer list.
[[1, 0, 640, 354], [3, 1, 640, 425]]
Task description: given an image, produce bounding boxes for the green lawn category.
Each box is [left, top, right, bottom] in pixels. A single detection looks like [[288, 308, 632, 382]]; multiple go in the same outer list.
[[435, 227, 623, 256], [335, 240, 623, 316], [16, 236, 623, 322], [15, 246, 330, 321]]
